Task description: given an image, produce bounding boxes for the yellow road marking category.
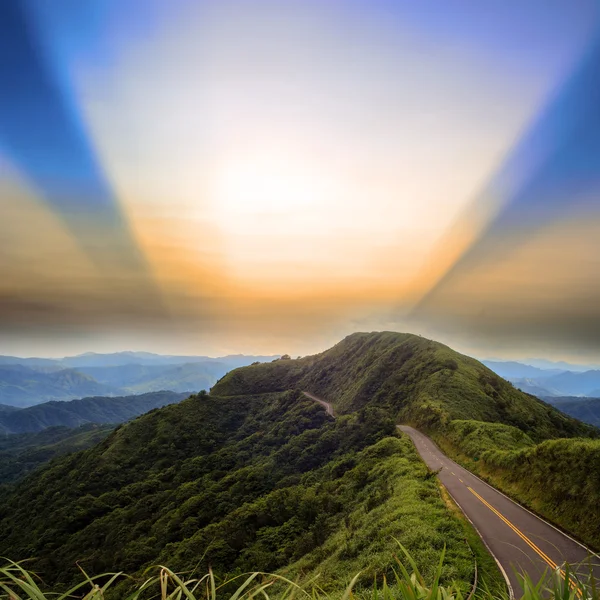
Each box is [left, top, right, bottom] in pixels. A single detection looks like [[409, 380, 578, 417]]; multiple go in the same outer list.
[[467, 487, 580, 595], [468, 487, 557, 568], [459, 478, 464, 483]]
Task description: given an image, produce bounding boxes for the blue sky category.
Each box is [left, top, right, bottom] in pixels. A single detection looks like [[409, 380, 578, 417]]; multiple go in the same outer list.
[[0, 1, 599, 359]]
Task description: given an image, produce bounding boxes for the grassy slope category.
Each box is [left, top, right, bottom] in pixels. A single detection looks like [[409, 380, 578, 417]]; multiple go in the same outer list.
[[213, 332, 592, 441], [214, 332, 600, 551], [0, 389, 489, 596]]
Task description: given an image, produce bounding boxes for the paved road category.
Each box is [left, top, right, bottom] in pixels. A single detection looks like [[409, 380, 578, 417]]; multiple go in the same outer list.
[[303, 391, 335, 417], [398, 425, 600, 596]]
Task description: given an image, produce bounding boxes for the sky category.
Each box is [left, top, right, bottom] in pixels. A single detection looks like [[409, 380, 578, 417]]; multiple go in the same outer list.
[[0, 0, 599, 360]]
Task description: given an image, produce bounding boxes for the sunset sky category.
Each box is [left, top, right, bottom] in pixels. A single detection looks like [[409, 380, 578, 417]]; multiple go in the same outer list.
[[1, 1, 599, 361]]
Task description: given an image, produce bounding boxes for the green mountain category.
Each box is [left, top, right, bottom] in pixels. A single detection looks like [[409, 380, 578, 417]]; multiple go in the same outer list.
[[213, 332, 591, 440], [0, 391, 189, 434], [0, 390, 482, 593], [0, 424, 114, 485], [547, 396, 600, 427], [0, 331, 596, 592]]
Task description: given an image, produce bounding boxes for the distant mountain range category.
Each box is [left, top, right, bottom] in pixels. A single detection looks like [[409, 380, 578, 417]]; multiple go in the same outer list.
[[0, 390, 189, 435], [0, 352, 278, 407], [548, 397, 600, 427], [482, 359, 600, 426]]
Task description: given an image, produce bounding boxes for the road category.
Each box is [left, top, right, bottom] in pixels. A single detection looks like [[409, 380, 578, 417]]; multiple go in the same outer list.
[[398, 425, 600, 596], [302, 393, 599, 595], [303, 391, 335, 417]]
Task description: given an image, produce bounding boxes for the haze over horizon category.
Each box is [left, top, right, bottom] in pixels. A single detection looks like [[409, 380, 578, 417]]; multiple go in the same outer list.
[[1, 1, 599, 362]]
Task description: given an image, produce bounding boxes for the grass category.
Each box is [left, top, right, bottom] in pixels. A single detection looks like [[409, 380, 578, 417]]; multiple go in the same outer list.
[[0, 543, 597, 600]]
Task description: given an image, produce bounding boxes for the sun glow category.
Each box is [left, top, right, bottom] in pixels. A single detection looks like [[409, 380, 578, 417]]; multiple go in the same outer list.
[[213, 157, 326, 225]]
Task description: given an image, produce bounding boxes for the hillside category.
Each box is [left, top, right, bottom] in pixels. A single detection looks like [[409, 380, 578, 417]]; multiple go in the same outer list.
[[549, 396, 600, 427], [436, 419, 600, 549], [213, 332, 592, 441], [0, 391, 189, 434], [0, 390, 487, 594], [1, 331, 597, 592], [0, 424, 114, 485]]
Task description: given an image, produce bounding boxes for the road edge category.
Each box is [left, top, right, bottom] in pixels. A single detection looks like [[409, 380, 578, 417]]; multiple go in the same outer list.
[[399, 426, 514, 599]]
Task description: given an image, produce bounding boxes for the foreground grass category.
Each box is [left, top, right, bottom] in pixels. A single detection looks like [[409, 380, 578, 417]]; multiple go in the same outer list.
[[0, 545, 597, 600]]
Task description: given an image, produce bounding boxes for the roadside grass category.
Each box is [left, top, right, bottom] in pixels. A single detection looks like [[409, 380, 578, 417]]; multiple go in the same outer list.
[[1, 544, 597, 600]]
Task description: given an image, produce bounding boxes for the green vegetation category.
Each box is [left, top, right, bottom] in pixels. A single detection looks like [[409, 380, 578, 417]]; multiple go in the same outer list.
[[2, 331, 599, 596], [0, 390, 189, 434], [213, 332, 593, 441], [0, 424, 114, 485], [436, 425, 600, 550], [214, 332, 600, 552], [0, 389, 491, 596], [551, 397, 600, 427], [0, 545, 595, 600]]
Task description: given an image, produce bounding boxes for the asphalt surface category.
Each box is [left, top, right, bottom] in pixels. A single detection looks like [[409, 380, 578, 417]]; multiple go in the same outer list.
[[303, 391, 335, 417], [302, 393, 599, 595], [398, 425, 600, 596]]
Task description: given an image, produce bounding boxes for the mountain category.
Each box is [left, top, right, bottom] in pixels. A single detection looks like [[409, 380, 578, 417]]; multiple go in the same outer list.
[[0, 390, 480, 592], [0, 403, 18, 413], [547, 396, 600, 427], [0, 391, 189, 434], [76, 362, 228, 394], [482, 360, 563, 379], [60, 351, 278, 369], [0, 331, 595, 591], [0, 354, 278, 407], [509, 378, 562, 397], [0, 365, 117, 407], [213, 332, 589, 440], [520, 358, 600, 372], [0, 424, 114, 485], [0, 356, 64, 369], [537, 369, 600, 396]]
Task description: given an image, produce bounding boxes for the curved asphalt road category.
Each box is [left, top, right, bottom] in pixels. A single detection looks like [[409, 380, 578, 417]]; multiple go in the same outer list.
[[302, 393, 599, 596], [398, 425, 600, 596], [303, 391, 335, 417]]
